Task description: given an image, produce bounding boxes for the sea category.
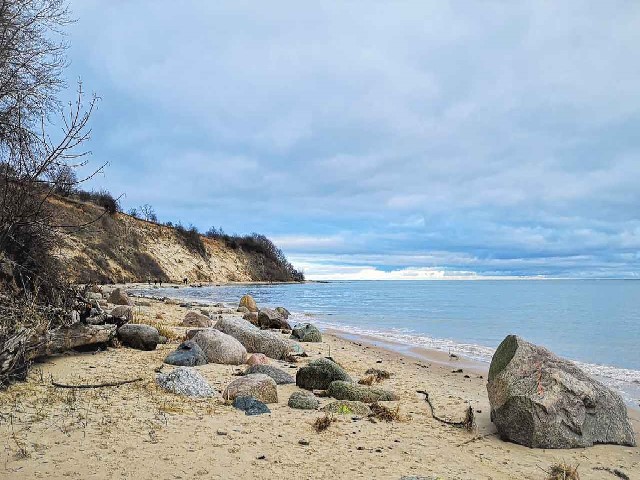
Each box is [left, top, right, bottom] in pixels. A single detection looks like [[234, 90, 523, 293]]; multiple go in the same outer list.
[[131, 279, 640, 405]]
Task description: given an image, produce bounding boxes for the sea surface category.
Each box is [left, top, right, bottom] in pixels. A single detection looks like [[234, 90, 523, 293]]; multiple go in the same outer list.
[[132, 280, 640, 404]]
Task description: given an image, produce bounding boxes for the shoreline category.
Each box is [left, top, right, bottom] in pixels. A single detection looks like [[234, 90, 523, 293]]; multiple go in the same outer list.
[[0, 292, 638, 479]]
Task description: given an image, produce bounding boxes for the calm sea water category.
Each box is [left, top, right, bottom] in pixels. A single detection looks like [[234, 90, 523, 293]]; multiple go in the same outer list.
[[132, 280, 640, 403]]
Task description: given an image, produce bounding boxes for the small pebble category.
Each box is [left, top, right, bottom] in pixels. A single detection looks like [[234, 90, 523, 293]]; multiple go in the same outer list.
[[216, 430, 227, 436], [298, 439, 310, 446], [257, 455, 266, 460]]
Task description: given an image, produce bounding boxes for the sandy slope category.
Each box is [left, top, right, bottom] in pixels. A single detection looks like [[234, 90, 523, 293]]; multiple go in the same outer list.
[[0, 297, 638, 480]]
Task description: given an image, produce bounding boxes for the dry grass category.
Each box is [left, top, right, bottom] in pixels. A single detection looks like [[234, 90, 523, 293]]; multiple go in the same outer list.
[[364, 368, 391, 382], [369, 402, 401, 422], [463, 405, 476, 432], [130, 311, 179, 341], [313, 413, 336, 433], [546, 462, 580, 480]]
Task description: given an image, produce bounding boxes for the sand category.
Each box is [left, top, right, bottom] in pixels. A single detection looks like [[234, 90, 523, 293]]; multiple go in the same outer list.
[[0, 295, 638, 480]]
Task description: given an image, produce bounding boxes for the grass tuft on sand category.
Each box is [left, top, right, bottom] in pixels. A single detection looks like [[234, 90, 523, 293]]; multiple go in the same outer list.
[[313, 413, 337, 433], [546, 462, 580, 480]]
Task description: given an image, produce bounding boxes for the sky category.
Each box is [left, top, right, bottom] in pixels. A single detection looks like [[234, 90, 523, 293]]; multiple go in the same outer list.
[[62, 1, 640, 280]]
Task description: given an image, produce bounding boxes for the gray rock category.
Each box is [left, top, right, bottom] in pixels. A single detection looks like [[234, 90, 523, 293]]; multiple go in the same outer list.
[[108, 288, 132, 306], [237, 306, 250, 314], [487, 335, 636, 449], [275, 307, 290, 319], [110, 305, 133, 323], [296, 358, 352, 390], [233, 396, 270, 415], [215, 316, 301, 360], [245, 364, 295, 385], [238, 294, 258, 312], [327, 380, 398, 403], [86, 292, 103, 301], [156, 367, 214, 397], [223, 373, 278, 403], [182, 311, 213, 328], [243, 312, 259, 326], [288, 391, 319, 410], [164, 340, 208, 366], [291, 323, 322, 342], [257, 308, 291, 330], [192, 330, 247, 365], [117, 324, 159, 350]]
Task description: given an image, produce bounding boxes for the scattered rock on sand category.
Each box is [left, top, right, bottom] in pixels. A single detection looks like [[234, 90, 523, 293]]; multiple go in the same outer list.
[[327, 381, 398, 403], [156, 367, 214, 397], [291, 323, 322, 342], [108, 288, 133, 306], [322, 400, 371, 415], [239, 294, 258, 312], [233, 396, 271, 416], [296, 358, 352, 390], [110, 305, 134, 323], [215, 317, 300, 360], [246, 353, 269, 366], [223, 374, 278, 403], [257, 308, 291, 330], [164, 340, 208, 366], [487, 335, 636, 449], [275, 307, 290, 319], [245, 364, 295, 384], [182, 310, 213, 328], [192, 330, 247, 365], [117, 324, 159, 350], [288, 391, 319, 410]]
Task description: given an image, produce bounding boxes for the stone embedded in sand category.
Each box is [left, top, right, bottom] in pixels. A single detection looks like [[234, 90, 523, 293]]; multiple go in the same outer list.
[[108, 288, 132, 306], [223, 373, 278, 403], [288, 391, 319, 410], [245, 364, 295, 385], [296, 358, 352, 390], [215, 316, 300, 360], [233, 396, 271, 415], [327, 381, 398, 403], [239, 294, 258, 313], [192, 330, 247, 365], [156, 367, 214, 397], [487, 335, 636, 449], [164, 340, 208, 366], [246, 353, 269, 366], [110, 305, 133, 323], [257, 308, 291, 330], [117, 324, 159, 350], [182, 310, 213, 328], [322, 400, 371, 416], [291, 323, 322, 342]]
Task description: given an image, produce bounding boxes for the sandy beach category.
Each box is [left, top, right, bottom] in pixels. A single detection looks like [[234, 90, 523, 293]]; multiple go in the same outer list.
[[0, 293, 638, 480]]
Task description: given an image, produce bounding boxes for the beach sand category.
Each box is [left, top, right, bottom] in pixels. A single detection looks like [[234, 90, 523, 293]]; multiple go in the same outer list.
[[0, 296, 638, 479]]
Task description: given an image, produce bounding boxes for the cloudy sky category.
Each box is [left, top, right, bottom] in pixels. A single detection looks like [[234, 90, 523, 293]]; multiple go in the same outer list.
[[64, 1, 640, 279]]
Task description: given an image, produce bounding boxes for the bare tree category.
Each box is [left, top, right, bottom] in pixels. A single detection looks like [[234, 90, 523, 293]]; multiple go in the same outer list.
[[139, 203, 156, 222]]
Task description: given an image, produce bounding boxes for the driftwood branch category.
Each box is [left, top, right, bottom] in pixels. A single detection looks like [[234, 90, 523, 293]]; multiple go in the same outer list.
[[51, 377, 142, 389], [417, 390, 475, 430]]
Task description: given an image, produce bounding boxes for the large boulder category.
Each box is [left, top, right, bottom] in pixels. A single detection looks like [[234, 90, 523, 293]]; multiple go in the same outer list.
[[214, 316, 301, 360], [156, 367, 214, 397], [117, 324, 159, 350], [238, 294, 258, 313], [257, 308, 291, 330], [243, 312, 259, 326], [288, 391, 319, 410], [275, 307, 290, 319], [110, 305, 134, 323], [246, 353, 269, 366], [245, 364, 295, 385], [291, 323, 322, 342], [164, 340, 208, 366], [182, 311, 213, 328], [192, 330, 247, 365], [296, 358, 352, 390], [327, 381, 398, 403], [223, 374, 278, 403], [487, 335, 636, 449], [108, 288, 132, 306]]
